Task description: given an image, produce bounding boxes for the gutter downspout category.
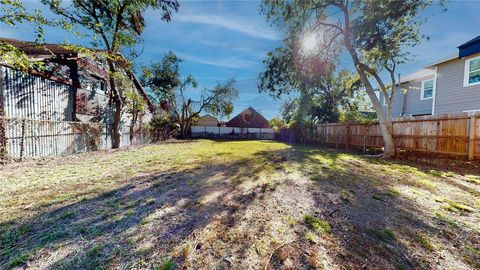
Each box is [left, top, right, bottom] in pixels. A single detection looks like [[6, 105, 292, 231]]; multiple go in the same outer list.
[[398, 73, 407, 116], [432, 67, 438, 115]]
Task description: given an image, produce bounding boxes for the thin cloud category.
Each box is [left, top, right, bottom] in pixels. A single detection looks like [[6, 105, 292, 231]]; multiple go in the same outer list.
[[176, 14, 280, 41], [176, 51, 255, 69], [145, 45, 256, 69]]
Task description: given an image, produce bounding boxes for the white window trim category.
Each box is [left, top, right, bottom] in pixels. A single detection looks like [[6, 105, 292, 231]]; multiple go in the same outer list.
[[420, 79, 434, 100], [464, 55, 480, 87]]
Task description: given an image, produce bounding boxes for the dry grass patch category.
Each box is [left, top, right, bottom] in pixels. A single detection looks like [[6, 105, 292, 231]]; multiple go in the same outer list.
[[0, 140, 479, 269]]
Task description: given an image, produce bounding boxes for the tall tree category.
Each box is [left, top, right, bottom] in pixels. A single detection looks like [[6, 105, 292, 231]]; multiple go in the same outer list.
[[41, 0, 179, 148], [140, 51, 182, 112], [141, 53, 239, 139], [261, 0, 441, 157], [173, 78, 239, 139]]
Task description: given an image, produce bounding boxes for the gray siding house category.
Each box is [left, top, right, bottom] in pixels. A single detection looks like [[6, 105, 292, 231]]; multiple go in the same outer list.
[[380, 35, 480, 117]]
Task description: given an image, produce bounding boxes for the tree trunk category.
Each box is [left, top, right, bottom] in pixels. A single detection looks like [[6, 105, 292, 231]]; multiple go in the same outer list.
[[129, 123, 134, 145], [108, 61, 122, 149], [363, 85, 396, 158], [112, 97, 122, 148], [342, 38, 396, 157], [129, 112, 137, 145]]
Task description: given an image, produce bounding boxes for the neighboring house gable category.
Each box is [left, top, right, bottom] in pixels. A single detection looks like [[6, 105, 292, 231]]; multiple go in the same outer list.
[[196, 115, 219, 127], [227, 107, 270, 128], [380, 69, 436, 117], [380, 35, 480, 117]]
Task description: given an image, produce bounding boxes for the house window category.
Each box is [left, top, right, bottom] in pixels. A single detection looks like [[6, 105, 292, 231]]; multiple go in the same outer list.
[[421, 79, 434, 100], [464, 56, 480, 87]]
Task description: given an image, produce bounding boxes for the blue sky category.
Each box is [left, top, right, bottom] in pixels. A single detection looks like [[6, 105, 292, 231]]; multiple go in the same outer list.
[[1, 0, 479, 119]]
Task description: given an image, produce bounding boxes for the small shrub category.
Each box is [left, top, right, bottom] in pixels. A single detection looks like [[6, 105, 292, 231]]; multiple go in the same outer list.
[[372, 194, 384, 201], [304, 215, 331, 234], [374, 228, 395, 242]]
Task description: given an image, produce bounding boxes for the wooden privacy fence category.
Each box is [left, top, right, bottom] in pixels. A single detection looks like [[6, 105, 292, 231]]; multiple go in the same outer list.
[[306, 113, 480, 160], [0, 117, 151, 160]]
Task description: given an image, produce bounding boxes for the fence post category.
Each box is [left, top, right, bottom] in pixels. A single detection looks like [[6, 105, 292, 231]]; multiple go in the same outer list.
[[0, 67, 7, 161], [345, 123, 350, 151], [20, 119, 26, 160], [468, 115, 476, 160]]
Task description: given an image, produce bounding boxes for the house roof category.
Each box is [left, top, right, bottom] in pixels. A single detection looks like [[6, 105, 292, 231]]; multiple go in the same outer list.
[[227, 107, 270, 128], [423, 35, 480, 68], [199, 114, 218, 119], [459, 35, 480, 48], [458, 35, 480, 58], [399, 68, 436, 84], [424, 53, 458, 68], [0, 37, 106, 58]]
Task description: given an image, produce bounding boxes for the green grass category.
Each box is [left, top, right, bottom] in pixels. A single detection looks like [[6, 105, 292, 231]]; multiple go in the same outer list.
[[414, 234, 436, 251], [373, 228, 395, 242], [385, 189, 400, 197], [305, 231, 318, 244], [0, 140, 289, 223], [433, 211, 458, 227], [0, 140, 478, 269], [304, 215, 332, 235], [8, 252, 30, 268]]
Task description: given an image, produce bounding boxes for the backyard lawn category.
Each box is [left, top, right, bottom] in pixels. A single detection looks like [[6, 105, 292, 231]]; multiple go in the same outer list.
[[0, 140, 479, 269]]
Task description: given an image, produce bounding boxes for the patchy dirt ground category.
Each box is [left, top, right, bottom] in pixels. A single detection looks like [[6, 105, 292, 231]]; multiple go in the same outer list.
[[0, 140, 479, 270]]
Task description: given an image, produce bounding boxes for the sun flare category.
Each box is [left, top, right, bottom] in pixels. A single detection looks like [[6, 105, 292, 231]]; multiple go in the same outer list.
[[302, 33, 318, 54]]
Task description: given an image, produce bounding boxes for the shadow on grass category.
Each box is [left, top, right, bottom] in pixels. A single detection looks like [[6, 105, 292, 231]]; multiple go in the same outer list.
[[0, 143, 478, 269], [0, 147, 283, 269], [254, 145, 479, 269]]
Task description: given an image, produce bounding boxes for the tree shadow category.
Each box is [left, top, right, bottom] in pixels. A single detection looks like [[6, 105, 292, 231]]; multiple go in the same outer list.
[[0, 143, 478, 269], [251, 145, 479, 269], [0, 149, 281, 269]]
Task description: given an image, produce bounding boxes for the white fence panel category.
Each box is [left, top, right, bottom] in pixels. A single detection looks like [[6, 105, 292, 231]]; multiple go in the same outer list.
[[190, 126, 274, 140], [1, 117, 151, 160]]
